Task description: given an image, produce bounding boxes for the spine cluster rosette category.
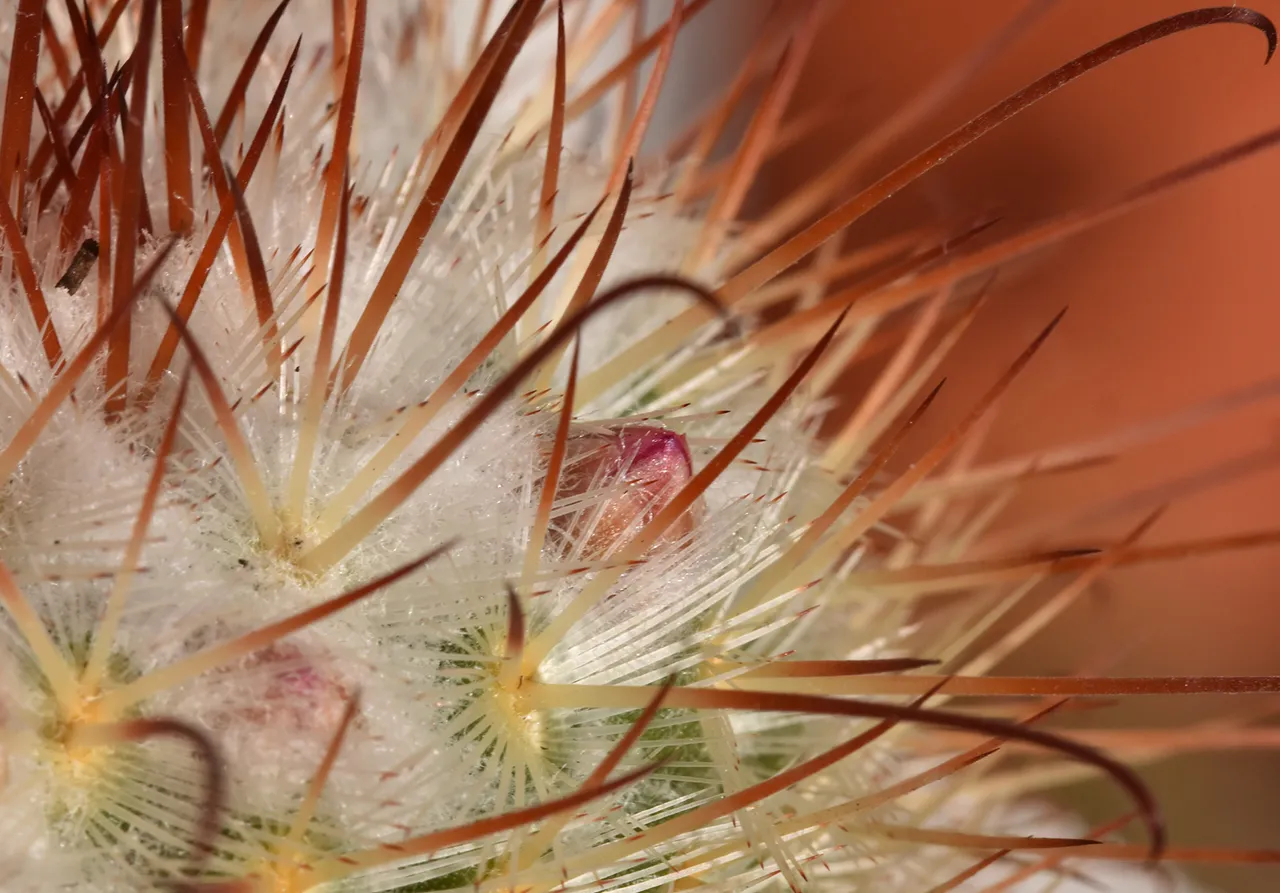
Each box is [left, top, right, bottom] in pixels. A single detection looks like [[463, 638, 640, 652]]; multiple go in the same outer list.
[[0, 2, 1278, 891]]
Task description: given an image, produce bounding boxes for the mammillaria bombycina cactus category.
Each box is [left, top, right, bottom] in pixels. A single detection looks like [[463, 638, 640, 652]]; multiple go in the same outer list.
[[0, 2, 1278, 891]]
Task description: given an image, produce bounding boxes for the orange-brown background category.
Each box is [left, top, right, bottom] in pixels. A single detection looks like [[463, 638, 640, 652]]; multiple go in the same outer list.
[[755, 2, 1280, 890]]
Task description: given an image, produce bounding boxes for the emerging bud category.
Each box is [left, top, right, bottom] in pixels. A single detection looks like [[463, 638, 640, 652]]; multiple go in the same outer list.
[[208, 642, 351, 737], [556, 425, 696, 558]]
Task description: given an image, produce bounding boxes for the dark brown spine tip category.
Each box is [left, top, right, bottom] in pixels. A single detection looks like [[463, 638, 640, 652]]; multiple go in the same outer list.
[[121, 717, 226, 867], [1189, 8, 1277, 63], [1228, 8, 1279, 62]]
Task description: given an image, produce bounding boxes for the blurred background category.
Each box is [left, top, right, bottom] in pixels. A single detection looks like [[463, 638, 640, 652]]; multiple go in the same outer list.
[[659, 1, 1280, 890], [782, 3, 1280, 891]]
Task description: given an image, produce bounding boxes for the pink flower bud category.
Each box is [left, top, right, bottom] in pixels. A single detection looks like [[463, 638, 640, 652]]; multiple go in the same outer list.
[[555, 425, 697, 558], [210, 642, 350, 736]]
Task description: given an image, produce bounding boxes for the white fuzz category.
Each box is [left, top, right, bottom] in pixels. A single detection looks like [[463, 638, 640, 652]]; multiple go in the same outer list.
[[0, 1, 1274, 892]]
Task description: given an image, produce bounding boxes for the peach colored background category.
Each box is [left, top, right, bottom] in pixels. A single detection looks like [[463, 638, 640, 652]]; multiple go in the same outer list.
[[764, 3, 1280, 890]]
